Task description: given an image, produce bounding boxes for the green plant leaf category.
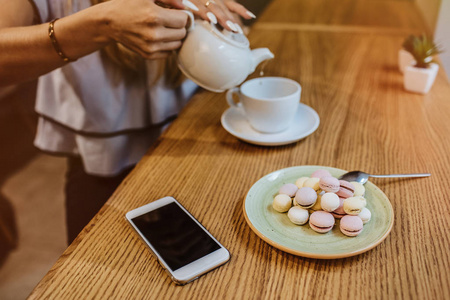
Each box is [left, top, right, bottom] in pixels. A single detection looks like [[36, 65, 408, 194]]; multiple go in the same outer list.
[[402, 34, 443, 68]]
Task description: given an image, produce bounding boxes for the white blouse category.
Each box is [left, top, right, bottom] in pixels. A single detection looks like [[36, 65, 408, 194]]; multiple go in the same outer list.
[[31, 0, 198, 176]]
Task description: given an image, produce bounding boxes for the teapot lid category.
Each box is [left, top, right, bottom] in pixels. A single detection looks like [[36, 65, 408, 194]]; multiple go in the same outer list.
[[201, 21, 250, 48]]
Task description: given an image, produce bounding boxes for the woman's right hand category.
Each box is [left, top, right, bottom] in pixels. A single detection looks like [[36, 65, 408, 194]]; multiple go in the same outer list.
[[103, 0, 190, 59]]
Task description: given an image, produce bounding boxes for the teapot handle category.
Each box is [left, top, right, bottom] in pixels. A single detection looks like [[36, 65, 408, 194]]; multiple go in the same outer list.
[[226, 87, 242, 108], [181, 10, 195, 31]]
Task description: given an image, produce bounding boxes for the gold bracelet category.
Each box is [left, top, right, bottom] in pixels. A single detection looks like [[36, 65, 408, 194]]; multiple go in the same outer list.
[[48, 18, 75, 63]]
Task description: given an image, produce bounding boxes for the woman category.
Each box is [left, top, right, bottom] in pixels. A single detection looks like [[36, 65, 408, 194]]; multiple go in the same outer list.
[[0, 0, 255, 243]]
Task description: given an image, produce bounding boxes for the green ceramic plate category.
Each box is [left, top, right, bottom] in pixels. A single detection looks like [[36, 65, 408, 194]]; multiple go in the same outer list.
[[243, 166, 394, 259]]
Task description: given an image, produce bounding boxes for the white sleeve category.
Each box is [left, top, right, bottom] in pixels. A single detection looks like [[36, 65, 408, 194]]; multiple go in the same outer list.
[[29, 0, 89, 23], [29, 0, 50, 23]]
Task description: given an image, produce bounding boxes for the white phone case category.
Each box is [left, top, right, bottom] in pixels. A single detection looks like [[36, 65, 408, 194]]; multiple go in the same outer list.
[[126, 196, 230, 285]]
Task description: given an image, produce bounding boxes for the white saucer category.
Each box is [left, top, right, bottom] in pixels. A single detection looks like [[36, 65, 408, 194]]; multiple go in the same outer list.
[[221, 103, 320, 146]]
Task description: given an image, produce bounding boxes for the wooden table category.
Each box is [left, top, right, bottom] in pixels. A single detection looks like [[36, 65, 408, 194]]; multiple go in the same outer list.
[[29, 0, 450, 299]]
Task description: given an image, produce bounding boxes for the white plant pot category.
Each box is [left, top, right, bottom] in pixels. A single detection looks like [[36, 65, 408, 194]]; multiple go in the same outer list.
[[398, 49, 415, 73], [403, 63, 439, 94]]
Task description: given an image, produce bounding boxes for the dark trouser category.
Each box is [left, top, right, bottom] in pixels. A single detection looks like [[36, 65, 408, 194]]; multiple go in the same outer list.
[[65, 156, 133, 245]]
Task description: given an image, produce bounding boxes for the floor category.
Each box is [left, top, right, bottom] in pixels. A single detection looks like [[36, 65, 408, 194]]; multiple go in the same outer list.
[[0, 155, 66, 299], [0, 82, 67, 300], [0, 2, 272, 299]]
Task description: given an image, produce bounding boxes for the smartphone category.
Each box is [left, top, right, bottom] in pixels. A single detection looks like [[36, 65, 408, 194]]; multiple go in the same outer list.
[[125, 196, 230, 285]]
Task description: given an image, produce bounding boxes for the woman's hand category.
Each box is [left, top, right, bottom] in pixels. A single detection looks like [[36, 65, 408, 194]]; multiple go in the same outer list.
[[179, 0, 256, 33], [104, 0, 190, 59], [103, 0, 255, 58]]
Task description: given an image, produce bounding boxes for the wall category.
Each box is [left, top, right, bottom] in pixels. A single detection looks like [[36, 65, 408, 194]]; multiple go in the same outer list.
[[416, 0, 442, 33], [435, 0, 450, 79]]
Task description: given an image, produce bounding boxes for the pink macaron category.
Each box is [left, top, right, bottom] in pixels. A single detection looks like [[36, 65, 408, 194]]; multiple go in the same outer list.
[[340, 215, 364, 237], [331, 198, 346, 219], [279, 183, 298, 198], [309, 211, 335, 233], [319, 176, 340, 193], [336, 180, 355, 199], [311, 169, 332, 179], [294, 187, 317, 208]]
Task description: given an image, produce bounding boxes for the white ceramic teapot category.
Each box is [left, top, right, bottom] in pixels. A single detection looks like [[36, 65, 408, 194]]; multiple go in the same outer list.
[[177, 19, 274, 92]]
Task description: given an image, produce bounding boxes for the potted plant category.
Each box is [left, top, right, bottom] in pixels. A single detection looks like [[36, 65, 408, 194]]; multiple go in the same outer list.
[[398, 35, 416, 73], [403, 34, 442, 94]]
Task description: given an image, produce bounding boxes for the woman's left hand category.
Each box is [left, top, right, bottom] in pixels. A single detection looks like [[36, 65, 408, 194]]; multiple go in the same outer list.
[[160, 0, 256, 33]]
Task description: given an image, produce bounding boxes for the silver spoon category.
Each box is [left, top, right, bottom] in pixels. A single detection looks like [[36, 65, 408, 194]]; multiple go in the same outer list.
[[339, 171, 431, 184]]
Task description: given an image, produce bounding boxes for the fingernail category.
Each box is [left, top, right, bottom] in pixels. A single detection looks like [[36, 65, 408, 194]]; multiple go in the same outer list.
[[206, 12, 217, 24], [182, 0, 199, 11], [234, 23, 244, 34], [226, 20, 238, 32], [246, 10, 256, 18]]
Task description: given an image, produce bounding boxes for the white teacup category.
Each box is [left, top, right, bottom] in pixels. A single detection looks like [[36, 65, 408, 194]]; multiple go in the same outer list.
[[226, 77, 301, 133]]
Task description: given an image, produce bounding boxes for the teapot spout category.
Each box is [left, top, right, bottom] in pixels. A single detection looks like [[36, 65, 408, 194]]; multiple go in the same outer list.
[[250, 48, 274, 72]]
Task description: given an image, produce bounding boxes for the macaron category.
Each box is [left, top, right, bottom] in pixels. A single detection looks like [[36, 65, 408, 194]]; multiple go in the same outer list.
[[311, 169, 332, 179], [279, 183, 298, 198], [295, 177, 309, 189], [310, 192, 323, 211], [309, 211, 335, 233], [340, 215, 364, 237], [273, 194, 292, 212], [294, 187, 318, 209], [331, 198, 346, 219], [358, 207, 371, 224], [303, 177, 321, 192], [319, 176, 340, 193], [343, 196, 366, 215], [320, 192, 340, 212], [288, 207, 310, 225], [336, 180, 355, 198], [351, 181, 366, 197], [357, 196, 367, 207]]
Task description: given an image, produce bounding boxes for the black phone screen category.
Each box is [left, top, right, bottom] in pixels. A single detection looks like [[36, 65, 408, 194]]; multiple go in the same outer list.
[[131, 202, 221, 271]]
